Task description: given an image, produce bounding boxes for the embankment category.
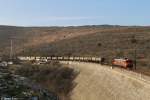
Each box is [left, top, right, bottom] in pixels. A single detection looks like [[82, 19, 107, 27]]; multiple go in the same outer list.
[[60, 61, 150, 100]]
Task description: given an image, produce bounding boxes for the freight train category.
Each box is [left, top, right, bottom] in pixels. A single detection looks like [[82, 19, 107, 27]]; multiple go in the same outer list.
[[18, 56, 105, 64], [18, 56, 133, 69]]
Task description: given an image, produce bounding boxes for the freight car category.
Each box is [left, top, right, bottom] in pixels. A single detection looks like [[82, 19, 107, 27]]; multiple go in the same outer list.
[[112, 58, 133, 69], [17, 56, 105, 64]]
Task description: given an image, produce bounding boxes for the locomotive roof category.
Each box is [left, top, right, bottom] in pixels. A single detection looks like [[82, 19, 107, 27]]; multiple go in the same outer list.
[[114, 58, 130, 61]]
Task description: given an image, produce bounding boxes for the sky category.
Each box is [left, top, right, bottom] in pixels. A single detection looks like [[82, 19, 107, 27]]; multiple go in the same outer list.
[[0, 0, 149, 26]]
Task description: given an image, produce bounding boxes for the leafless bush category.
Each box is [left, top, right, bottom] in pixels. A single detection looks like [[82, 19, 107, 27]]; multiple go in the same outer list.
[[15, 61, 78, 100]]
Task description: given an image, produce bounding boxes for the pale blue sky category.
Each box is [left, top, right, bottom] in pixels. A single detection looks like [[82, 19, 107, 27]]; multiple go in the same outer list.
[[0, 0, 149, 26]]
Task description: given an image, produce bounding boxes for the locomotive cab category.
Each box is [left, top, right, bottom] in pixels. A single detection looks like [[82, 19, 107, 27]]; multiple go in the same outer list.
[[126, 59, 133, 69], [112, 58, 133, 69]]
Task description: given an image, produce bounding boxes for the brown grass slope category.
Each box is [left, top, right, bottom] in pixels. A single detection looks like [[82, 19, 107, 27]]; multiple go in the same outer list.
[[0, 25, 150, 74], [0, 25, 121, 56], [22, 26, 150, 75]]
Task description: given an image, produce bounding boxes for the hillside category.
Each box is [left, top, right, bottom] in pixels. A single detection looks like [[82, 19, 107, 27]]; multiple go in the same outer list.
[[61, 61, 150, 100], [0, 25, 122, 56], [0, 25, 150, 74]]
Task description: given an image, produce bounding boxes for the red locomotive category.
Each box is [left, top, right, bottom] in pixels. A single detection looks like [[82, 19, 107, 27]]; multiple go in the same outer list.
[[112, 58, 133, 69]]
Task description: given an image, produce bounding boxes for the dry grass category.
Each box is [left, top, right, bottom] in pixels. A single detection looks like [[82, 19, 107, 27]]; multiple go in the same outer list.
[[14, 61, 78, 100], [1, 25, 150, 74], [61, 61, 150, 100]]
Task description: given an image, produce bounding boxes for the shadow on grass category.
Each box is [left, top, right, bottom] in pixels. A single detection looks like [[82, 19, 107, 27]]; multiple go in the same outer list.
[[15, 61, 79, 100]]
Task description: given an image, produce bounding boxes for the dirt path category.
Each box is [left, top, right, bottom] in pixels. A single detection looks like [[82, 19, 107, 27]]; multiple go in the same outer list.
[[60, 61, 150, 100]]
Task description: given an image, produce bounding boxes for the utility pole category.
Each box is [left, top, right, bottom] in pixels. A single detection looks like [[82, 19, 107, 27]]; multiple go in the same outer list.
[[9, 39, 13, 60], [134, 49, 136, 70]]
